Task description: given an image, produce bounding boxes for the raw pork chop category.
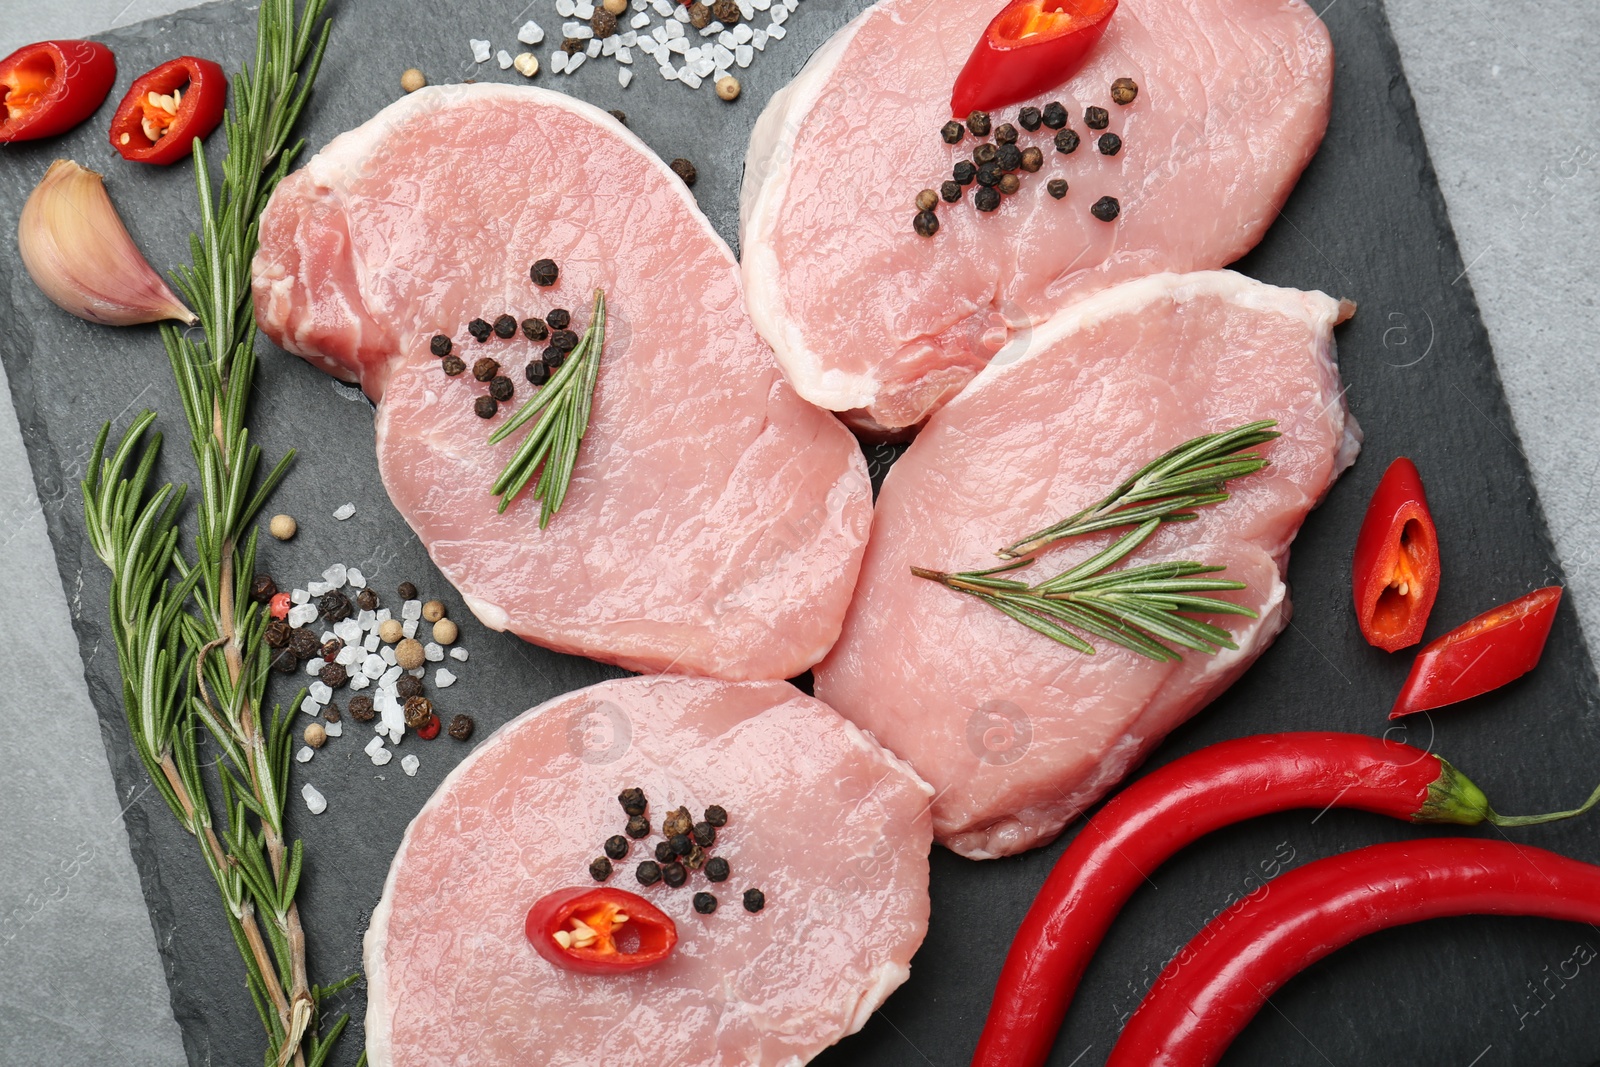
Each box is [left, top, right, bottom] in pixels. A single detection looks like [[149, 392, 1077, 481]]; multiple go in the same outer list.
[[813, 272, 1358, 859], [365, 675, 934, 1066], [741, 0, 1333, 433], [253, 85, 870, 680]]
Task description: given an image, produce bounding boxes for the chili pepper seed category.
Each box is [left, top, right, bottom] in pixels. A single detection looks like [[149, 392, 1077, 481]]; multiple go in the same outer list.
[[1018, 106, 1042, 131], [1041, 101, 1068, 129], [941, 120, 965, 145], [1085, 106, 1109, 130], [743, 888, 766, 913], [1098, 132, 1122, 156], [1047, 178, 1069, 199], [693, 892, 718, 914], [913, 211, 939, 238], [1111, 77, 1139, 105], [1091, 195, 1121, 222], [430, 334, 452, 357]]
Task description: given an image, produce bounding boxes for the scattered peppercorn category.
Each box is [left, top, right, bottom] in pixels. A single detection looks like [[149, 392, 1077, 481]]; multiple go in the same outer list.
[[493, 314, 517, 339], [626, 815, 651, 839], [473, 395, 497, 419], [705, 856, 730, 882], [635, 861, 662, 886], [521, 317, 549, 342], [270, 647, 298, 673], [668, 833, 692, 858], [550, 329, 579, 353], [526, 361, 550, 386], [399, 581, 418, 600], [1084, 106, 1109, 130], [395, 638, 426, 670], [544, 347, 564, 370], [662, 862, 688, 888], [689, 2, 712, 28], [608, 109, 627, 125], [715, 76, 741, 102], [1111, 77, 1139, 105], [396, 674, 425, 701], [976, 162, 1002, 187], [348, 695, 376, 722], [447, 714, 474, 741], [940, 180, 963, 202], [1019, 106, 1042, 131], [324, 703, 340, 723], [1098, 132, 1122, 156], [430, 334, 452, 357], [546, 308, 571, 331], [953, 160, 977, 186], [319, 662, 348, 689], [403, 695, 434, 729], [973, 142, 998, 165], [743, 888, 766, 913], [691, 821, 716, 848], [416, 713, 441, 740], [304, 722, 327, 749], [941, 120, 965, 145], [561, 37, 586, 54], [712, 0, 741, 23], [654, 840, 676, 863], [489, 376, 514, 402], [998, 173, 1021, 195], [995, 122, 1018, 145], [693, 892, 718, 914], [441, 354, 466, 377], [915, 188, 938, 212], [268, 513, 297, 541], [531, 259, 559, 287], [670, 158, 698, 186], [605, 834, 630, 860], [472, 357, 500, 382], [322, 635, 345, 659], [1054, 128, 1081, 154], [400, 68, 426, 94], [1091, 195, 1121, 222], [356, 588, 379, 611], [913, 211, 939, 238], [1048, 178, 1068, 199], [704, 805, 727, 827], [264, 619, 291, 648], [468, 317, 492, 342], [268, 594, 290, 624], [591, 8, 618, 37], [1042, 101, 1068, 129], [966, 109, 992, 137], [996, 143, 1022, 172], [975, 187, 1001, 212], [250, 573, 277, 603], [318, 590, 352, 622], [662, 806, 692, 838], [683, 842, 707, 871], [379, 618, 404, 644], [290, 628, 319, 659], [589, 856, 613, 881], [1020, 146, 1044, 173]]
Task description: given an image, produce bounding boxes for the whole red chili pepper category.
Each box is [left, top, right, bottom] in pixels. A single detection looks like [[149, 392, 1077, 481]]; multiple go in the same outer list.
[[1106, 838, 1600, 1067], [526, 886, 677, 974], [970, 732, 1600, 1067], [0, 40, 117, 143], [1391, 585, 1563, 718], [1351, 457, 1440, 651], [950, 0, 1118, 118], [108, 56, 227, 165]]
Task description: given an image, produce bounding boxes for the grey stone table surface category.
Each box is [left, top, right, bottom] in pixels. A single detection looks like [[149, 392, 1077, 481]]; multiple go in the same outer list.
[[1, 1, 1595, 1064]]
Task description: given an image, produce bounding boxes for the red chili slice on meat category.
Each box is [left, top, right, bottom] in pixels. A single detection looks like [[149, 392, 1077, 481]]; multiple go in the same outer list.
[[950, 0, 1118, 118], [109, 56, 227, 165], [0, 40, 117, 143], [1389, 586, 1563, 718], [526, 886, 678, 974], [1351, 457, 1440, 651]]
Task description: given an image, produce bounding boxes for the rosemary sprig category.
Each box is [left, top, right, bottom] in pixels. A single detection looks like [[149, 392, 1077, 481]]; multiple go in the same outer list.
[[996, 420, 1281, 559], [489, 288, 606, 523], [914, 519, 1258, 662], [79, 3, 350, 1066]]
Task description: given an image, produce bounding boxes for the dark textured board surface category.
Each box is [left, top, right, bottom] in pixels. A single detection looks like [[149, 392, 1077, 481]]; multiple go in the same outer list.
[[2, 0, 1599, 1064]]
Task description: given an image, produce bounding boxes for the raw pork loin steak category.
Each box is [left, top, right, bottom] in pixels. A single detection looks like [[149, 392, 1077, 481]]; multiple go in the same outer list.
[[813, 272, 1358, 859], [365, 676, 934, 1067], [253, 86, 871, 680], [741, 0, 1333, 433]]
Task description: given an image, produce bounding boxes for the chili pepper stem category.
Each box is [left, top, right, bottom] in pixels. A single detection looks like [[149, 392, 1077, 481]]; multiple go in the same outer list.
[[1487, 779, 1600, 827]]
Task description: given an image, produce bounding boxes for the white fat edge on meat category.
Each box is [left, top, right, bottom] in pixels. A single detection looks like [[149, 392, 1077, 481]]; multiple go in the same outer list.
[[739, 7, 881, 413]]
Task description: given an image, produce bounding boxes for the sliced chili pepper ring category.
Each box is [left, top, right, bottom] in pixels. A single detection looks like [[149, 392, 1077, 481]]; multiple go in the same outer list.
[[1390, 585, 1563, 718], [109, 56, 227, 165], [950, 0, 1118, 118], [525, 886, 677, 974], [1351, 457, 1440, 651]]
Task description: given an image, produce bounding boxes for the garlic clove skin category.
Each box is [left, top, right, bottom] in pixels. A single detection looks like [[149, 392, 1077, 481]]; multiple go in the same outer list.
[[17, 159, 197, 328]]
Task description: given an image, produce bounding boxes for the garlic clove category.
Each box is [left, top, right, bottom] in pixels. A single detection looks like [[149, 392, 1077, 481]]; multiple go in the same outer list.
[[17, 159, 197, 327]]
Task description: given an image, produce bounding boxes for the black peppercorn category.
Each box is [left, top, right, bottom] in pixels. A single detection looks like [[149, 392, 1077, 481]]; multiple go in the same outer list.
[[940, 180, 963, 202], [473, 395, 498, 419], [550, 329, 579, 353], [689, 2, 712, 28], [396, 674, 424, 701], [526, 361, 550, 386], [626, 815, 651, 839], [976, 162, 1002, 187], [472, 356, 500, 382], [662, 807, 693, 838], [441, 354, 466, 377], [348, 695, 376, 722], [561, 37, 586, 54], [489, 376, 515, 402], [742, 888, 766, 913], [915, 188, 938, 213], [399, 581, 419, 600], [320, 637, 343, 661], [319, 662, 348, 689], [403, 695, 433, 729], [619, 787, 647, 816], [693, 892, 717, 914], [467, 317, 492, 341], [691, 821, 716, 848], [546, 308, 571, 330], [704, 805, 727, 827], [318, 590, 352, 622], [290, 627, 319, 659], [635, 860, 662, 886], [670, 158, 698, 186], [531, 259, 559, 287], [270, 646, 298, 673], [654, 840, 676, 863], [543, 347, 565, 371], [705, 856, 730, 882], [264, 619, 292, 648], [669, 833, 693, 857], [1084, 105, 1109, 130], [974, 186, 1001, 212], [590, 856, 613, 881], [591, 8, 618, 36], [973, 142, 998, 165], [521, 317, 549, 342], [952, 160, 977, 186], [1054, 128, 1081, 154], [661, 862, 688, 888], [1042, 101, 1068, 129], [447, 714, 474, 741], [1111, 77, 1139, 105], [1097, 132, 1122, 156], [1020, 146, 1044, 173], [995, 122, 1018, 145], [1090, 195, 1121, 221], [430, 334, 452, 357], [1047, 178, 1068, 199], [324, 703, 340, 723], [356, 588, 379, 611], [493, 314, 517, 339], [996, 143, 1023, 172], [966, 109, 991, 137], [999, 173, 1021, 195], [940, 120, 964, 145], [1018, 106, 1042, 131], [250, 574, 277, 603], [913, 211, 939, 238], [605, 834, 629, 860], [712, 0, 740, 24]]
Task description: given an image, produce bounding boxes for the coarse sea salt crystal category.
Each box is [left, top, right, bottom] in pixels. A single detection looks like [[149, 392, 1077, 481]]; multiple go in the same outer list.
[[435, 668, 458, 688], [470, 39, 491, 63], [289, 604, 319, 628], [565, 21, 594, 38], [299, 696, 322, 717], [381, 663, 402, 686], [336, 645, 360, 666], [603, 35, 618, 55], [617, 46, 633, 63], [672, 4, 690, 20], [309, 680, 333, 704], [305, 658, 324, 676], [701, 20, 723, 36], [321, 563, 347, 587], [498, 49, 514, 69], [556, 0, 576, 15], [732, 21, 752, 42], [621, 28, 639, 44], [651, 25, 668, 42], [307, 580, 331, 597], [664, 18, 685, 38], [630, 11, 650, 28], [363, 633, 380, 652], [567, 49, 588, 71], [519, 20, 545, 44], [407, 666, 425, 679], [362, 654, 385, 679], [333, 502, 355, 520], [753, 0, 770, 8], [291, 588, 309, 605], [376, 607, 392, 623], [324, 719, 343, 738], [401, 754, 420, 777], [587, 39, 602, 57], [357, 608, 376, 628], [719, 29, 737, 47], [768, 21, 785, 37], [402, 619, 418, 639], [302, 784, 326, 814], [679, 69, 702, 88], [372, 748, 393, 767], [335, 619, 362, 643], [296, 746, 314, 764], [692, 54, 714, 76], [667, 36, 689, 54], [449, 647, 469, 662], [348, 673, 370, 691], [550, 50, 569, 74], [618, 66, 634, 86], [365, 735, 386, 757], [634, 0, 647, 8], [752, 27, 767, 48], [770, 5, 787, 25], [712, 42, 734, 66], [576, 1, 596, 17], [785, 0, 797, 9], [659, 61, 677, 79], [735, 42, 753, 66], [651, 0, 673, 14], [424, 642, 445, 663], [402, 599, 422, 620]]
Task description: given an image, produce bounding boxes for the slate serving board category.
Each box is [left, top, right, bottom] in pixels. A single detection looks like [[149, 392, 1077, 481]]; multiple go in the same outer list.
[[3, 0, 1598, 1063]]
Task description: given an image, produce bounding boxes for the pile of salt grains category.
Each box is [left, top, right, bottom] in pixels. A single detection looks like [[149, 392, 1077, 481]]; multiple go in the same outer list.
[[471, 0, 802, 92], [289, 562, 470, 816]]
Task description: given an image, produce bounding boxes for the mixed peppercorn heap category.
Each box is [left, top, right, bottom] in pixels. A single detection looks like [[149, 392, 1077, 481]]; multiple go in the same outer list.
[[585, 786, 765, 916], [914, 77, 1137, 237]]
